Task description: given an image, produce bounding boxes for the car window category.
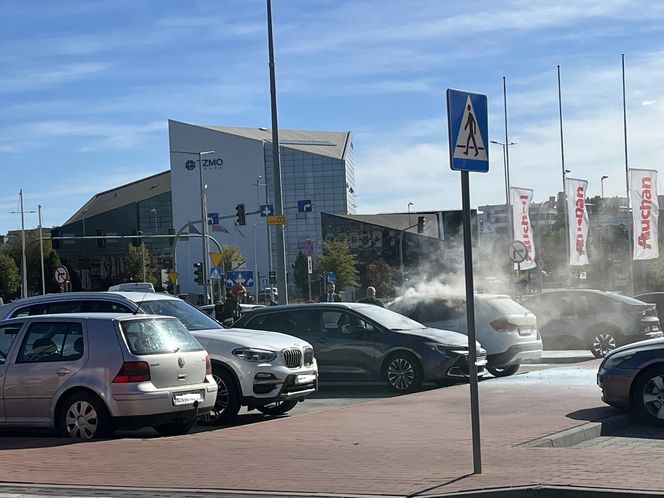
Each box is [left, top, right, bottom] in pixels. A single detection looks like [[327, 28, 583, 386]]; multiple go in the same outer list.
[[86, 300, 134, 313], [137, 299, 222, 331], [120, 318, 204, 355], [413, 299, 464, 322], [16, 322, 83, 363], [0, 323, 22, 363], [46, 301, 83, 314], [321, 311, 374, 336], [11, 304, 47, 318], [245, 312, 310, 335]]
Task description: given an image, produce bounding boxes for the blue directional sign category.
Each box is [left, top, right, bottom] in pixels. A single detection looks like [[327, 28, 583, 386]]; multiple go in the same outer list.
[[260, 204, 274, 217], [209, 267, 223, 280], [207, 212, 219, 225], [298, 199, 313, 213], [446, 89, 489, 173], [324, 271, 336, 283], [225, 270, 255, 288]]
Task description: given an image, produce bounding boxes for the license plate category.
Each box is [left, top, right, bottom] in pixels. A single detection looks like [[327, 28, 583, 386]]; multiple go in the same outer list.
[[518, 328, 533, 336], [172, 391, 204, 406], [295, 374, 316, 385]]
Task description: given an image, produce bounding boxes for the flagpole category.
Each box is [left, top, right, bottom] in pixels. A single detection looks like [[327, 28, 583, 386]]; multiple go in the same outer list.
[[558, 65, 570, 275], [622, 54, 635, 295]]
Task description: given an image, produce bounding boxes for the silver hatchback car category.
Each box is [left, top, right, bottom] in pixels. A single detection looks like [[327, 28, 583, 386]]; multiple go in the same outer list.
[[0, 313, 217, 439]]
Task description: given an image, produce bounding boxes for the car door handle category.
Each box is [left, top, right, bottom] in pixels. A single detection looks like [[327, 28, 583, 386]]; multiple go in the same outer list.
[[57, 368, 71, 376]]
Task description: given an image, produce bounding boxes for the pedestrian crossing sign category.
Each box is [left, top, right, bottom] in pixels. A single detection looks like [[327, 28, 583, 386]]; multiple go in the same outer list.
[[447, 89, 489, 172]]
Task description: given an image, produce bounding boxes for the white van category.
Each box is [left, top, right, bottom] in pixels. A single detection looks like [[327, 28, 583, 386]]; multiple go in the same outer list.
[[108, 282, 155, 293]]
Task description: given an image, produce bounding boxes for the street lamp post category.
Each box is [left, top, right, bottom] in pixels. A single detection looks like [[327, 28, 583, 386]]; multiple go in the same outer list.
[[490, 140, 516, 239], [255, 175, 273, 300], [601, 175, 608, 198], [38, 205, 45, 294]]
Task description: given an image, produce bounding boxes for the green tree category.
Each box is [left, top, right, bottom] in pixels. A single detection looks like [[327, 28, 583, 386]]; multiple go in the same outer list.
[[121, 244, 156, 284], [221, 245, 244, 272], [318, 240, 359, 289], [364, 258, 397, 298], [0, 253, 20, 301]]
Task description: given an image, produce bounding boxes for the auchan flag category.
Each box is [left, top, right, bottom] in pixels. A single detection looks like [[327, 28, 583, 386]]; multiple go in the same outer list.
[[511, 187, 536, 270], [630, 169, 659, 260], [566, 178, 590, 266]]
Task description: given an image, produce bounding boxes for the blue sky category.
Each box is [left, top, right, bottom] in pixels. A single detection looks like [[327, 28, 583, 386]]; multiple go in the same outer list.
[[3, 0, 664, 234]]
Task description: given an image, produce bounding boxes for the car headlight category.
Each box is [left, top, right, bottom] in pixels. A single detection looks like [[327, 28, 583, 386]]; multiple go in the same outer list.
[[426, 342, 462, 354], [601, 351, 635, 370], [232, 348, 277, 362]]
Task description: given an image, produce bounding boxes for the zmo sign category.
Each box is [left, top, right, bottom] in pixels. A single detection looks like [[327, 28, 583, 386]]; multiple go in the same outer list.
[[184, 158, 224, 170]]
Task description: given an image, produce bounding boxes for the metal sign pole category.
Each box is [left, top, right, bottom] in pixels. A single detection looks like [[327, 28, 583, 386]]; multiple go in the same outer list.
[[461, 170, 482, 474]]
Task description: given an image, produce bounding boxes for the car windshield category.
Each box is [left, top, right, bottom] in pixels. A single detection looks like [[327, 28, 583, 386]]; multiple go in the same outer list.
[[137, 299, 223, 331], [356, 305, 427, 331], [120, 318, 203, 355]]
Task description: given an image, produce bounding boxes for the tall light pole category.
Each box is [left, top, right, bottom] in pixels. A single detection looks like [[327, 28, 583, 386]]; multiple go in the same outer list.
[[38, 205, 45, 295], [170, 149, 215, 303], [255, 174, 273, 294], [490, 140, 516, 239], [601, 175, 608, 198], [19, 190, 28, 298], [407, 202, 414, 228]]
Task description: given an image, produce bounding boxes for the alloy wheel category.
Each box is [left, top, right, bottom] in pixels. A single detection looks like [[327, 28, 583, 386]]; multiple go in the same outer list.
[[387, 357, 415, 391], [592, 333, 616, 357], [65, 400, 99, 439], [199, 373, 229, 423], [641, 374, 664, 420]]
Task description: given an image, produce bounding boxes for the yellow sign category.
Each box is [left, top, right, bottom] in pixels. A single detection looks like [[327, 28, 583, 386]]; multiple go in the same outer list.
[[267, 215, 287, 225], [209, 252, 223, 268], [167, 271, 179, 284]]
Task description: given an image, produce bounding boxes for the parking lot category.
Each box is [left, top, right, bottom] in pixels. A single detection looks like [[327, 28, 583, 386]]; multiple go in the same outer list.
[[1, 351, 662, 497]]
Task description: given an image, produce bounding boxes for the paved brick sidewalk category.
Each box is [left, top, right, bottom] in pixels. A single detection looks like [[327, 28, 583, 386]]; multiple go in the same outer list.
[[0, 361, 661, 496]]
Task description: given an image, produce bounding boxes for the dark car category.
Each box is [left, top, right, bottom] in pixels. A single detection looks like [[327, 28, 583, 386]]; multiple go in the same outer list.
[[233, 303, 486, 393], [521, 289, 662, 358], [634, 292, 664, 324], [597, 337, 664, 425]]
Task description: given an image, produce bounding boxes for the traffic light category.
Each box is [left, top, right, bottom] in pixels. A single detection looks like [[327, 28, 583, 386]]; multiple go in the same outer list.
[[97, 229, 105, 248], [51, 228, 61, 249], [417, 216, 426, 234], [235, 203, 246, 225], [193, 262, 203, 285]]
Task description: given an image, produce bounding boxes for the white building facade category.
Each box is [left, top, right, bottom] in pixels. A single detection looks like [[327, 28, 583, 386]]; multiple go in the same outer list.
[[168, 120, 356, 297]]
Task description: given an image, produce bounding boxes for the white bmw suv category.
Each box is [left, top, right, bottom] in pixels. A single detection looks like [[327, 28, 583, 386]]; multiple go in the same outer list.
[[0, 292, 318, 424]]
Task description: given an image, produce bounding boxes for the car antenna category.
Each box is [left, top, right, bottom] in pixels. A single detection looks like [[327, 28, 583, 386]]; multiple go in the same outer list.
[[134, 287, 152, 315]]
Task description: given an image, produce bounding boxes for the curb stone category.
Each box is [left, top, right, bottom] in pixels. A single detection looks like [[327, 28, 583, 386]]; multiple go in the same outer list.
[[520, 414, 631, 448]]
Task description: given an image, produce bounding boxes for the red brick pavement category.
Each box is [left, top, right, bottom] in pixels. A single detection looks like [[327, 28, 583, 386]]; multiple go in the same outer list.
[[0, 361, 661, 496]]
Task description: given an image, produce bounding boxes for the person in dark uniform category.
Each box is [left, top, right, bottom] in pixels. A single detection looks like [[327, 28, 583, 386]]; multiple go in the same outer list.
[[357, 286, 385, 307], [217, 284, 246, 326], [324, 283, 342, 302]]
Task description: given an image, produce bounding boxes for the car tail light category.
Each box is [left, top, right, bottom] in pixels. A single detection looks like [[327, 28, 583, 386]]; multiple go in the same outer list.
[[113, 361, 151, 383], [490, 318, 518, 332], [205, 355, 212, 375], [628, 308, 647, 316]]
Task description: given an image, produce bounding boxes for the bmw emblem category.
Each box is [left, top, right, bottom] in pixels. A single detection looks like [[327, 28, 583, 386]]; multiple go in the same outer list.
[[185, 160, 196, 171], [178, 357, 185, 368]]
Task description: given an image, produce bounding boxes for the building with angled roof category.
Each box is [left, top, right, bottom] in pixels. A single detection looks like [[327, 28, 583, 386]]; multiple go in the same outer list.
[[168, 120, 355, 297], [51, 171, 173, 291]]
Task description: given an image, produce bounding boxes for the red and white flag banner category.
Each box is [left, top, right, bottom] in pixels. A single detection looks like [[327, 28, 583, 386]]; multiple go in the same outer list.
[[566, 178, 590, 266], [511, 187, 536, 270], [630, 169, 659, 260]]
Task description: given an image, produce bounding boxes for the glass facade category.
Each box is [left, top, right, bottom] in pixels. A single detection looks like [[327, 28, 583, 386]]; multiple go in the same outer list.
[[264, 141, 354, 277]]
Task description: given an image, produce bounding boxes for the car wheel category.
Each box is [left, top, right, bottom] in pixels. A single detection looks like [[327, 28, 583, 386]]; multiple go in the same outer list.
[[590, 329, 619, 358], [633, 366, 664, 425], [384, 352, 423, 393], [58, 392, 112, 440], [153, 417, 197, 437], [198, 366, 241, 425], [487, 363, 521, 377], [257, 399, 299, 416]]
